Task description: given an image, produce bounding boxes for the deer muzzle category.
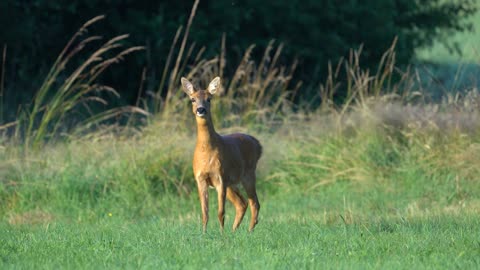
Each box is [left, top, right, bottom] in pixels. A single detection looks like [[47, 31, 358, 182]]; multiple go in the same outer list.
[[196, 107, 207, 117]]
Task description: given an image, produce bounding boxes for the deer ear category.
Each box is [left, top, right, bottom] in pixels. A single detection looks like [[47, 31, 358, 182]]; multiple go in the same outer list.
[[181, 77, 195, 95], [208, 77, 221, 95]]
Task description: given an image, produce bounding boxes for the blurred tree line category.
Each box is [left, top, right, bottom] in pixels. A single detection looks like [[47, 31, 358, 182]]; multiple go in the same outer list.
[[0, 0, 477, 121]]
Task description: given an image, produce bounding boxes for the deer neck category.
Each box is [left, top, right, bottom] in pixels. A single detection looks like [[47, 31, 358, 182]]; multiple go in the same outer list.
[[195, 115, 219, 149]]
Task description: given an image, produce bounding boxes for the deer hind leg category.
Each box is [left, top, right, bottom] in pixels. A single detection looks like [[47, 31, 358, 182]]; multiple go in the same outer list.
[[242, 172, 260, 232], [226, 186, 247, 231], [196, 179, 209, 233]]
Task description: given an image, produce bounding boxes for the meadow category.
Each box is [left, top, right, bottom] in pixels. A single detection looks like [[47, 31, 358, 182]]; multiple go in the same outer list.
[[1, 15, 480, 269]]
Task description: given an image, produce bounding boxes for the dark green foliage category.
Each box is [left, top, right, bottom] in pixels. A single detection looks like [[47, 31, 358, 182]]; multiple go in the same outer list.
[[0, 0, 477, 120]]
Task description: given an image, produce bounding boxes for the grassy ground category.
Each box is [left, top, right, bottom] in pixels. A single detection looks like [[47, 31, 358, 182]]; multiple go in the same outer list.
[[1, 210, 479, 269], [1, 109, 480, 269]]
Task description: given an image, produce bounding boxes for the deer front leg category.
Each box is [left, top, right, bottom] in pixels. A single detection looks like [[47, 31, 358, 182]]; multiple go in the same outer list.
[[216, 181, 227, 232], [196, 179, 209, 233]]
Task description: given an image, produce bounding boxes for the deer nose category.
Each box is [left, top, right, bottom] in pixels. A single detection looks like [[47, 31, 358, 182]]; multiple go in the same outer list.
[[196, 107, 207, 116]]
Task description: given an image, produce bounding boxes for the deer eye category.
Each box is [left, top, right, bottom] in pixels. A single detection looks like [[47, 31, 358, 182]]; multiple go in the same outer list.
[[206, 97, 211, 103], [191, 98, 196, 103]]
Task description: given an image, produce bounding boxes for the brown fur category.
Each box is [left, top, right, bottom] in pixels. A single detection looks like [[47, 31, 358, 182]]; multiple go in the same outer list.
[[181, 76, 262, 232]]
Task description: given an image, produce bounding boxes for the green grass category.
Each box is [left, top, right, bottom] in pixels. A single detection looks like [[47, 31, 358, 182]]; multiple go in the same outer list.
[[2, 115, 480, 269], [1, 206, 479, 269]]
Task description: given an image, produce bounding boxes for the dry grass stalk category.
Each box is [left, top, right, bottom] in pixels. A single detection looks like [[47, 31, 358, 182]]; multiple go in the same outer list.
[[16, 16, 145, 152]]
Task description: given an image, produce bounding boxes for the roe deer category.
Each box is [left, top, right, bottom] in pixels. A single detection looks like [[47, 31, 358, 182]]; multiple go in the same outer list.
[[181, 76, 262, 232]]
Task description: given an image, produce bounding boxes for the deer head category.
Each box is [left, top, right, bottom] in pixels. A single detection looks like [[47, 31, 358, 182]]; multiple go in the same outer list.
[[181, 77, 220, 118]]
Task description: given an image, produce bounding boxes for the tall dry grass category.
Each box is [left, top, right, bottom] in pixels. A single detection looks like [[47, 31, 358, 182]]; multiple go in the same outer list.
[[260, 38, 480, 193], [2, 16, 147, 152], [129, 0, 300, 133]]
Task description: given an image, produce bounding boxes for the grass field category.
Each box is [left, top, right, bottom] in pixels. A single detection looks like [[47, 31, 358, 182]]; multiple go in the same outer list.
[[2, 109, 480, 269], [2, 13, 480, 270], [1, 211, 479, 269]]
